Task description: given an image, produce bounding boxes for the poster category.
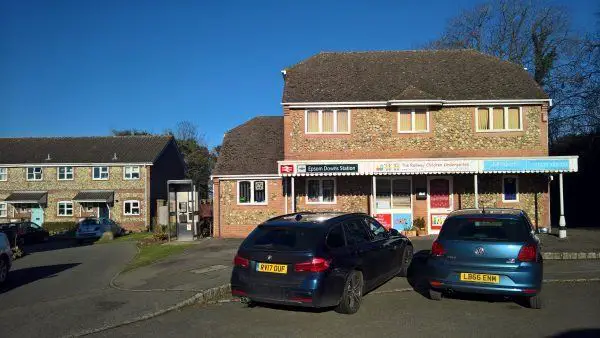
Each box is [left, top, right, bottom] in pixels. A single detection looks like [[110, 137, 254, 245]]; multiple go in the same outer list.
[[375, 214, 392, 230], [431, 214, 448, 230], [393, 213, 412, 231]]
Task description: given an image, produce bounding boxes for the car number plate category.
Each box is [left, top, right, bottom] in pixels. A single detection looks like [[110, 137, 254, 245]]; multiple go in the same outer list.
[[257, 263, 287, 274], [460, 273, 500, 284]]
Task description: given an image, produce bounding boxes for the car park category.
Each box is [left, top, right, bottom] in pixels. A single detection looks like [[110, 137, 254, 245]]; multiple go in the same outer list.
[[231, 212, 413, 314], [426, 208, 543, 309], [76, 217, 124, 243], [0, 232, 13, 284]]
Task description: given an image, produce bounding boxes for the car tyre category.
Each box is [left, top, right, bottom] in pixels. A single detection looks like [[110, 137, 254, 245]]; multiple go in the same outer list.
[[526, 294, 542, 309], [0, 256, 8, 285], [397, 245, 413, 277], [429, 289, 442, 301], [335, 270, 363, 315]]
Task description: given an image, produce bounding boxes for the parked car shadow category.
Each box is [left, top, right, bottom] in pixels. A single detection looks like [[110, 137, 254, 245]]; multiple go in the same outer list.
[[0, 263, 80, 294], [406, 249, 431, 298], [245, 301, 333, 314], [550, 329, 600, 338], [21, 238, 79, 255]]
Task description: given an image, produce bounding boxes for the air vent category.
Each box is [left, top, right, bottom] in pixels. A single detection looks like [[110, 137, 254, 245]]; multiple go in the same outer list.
[[112, 153, 118, 161]]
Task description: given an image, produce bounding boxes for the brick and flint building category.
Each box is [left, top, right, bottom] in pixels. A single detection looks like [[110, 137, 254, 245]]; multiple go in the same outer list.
[[0, 136, 185, 230], [212, 50, 578, 238]]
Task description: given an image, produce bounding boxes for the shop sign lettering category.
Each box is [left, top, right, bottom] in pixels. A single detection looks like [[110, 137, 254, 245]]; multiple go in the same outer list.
[[372, 160, 478, 174], [483, 159, 570, 172], [298, 164, 358, 173]]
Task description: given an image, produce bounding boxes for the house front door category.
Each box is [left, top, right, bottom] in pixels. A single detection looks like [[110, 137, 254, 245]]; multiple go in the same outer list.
[[31, 205, 44, 226], [428, 176, 453, 234], [99, 203, 110, 219]]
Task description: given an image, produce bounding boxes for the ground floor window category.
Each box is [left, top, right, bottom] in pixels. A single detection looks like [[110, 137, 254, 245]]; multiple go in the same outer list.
[[124, 200, 141, 215], [503, 176, 519, 202], [0, 202, 7, 217], [306, 178, 336, 204], [238, 180, 267, 205], [375, 178, 411, 209], [57, 201, 74, 216]]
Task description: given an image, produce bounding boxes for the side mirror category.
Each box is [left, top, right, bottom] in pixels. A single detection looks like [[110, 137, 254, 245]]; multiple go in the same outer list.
[[389, 228, 400, 236]]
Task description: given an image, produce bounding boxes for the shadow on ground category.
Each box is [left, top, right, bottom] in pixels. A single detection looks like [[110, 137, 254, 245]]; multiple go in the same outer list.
[[0, 263, 80, 294], [22, 238, 81, 255], [550, 329, 600, 338]]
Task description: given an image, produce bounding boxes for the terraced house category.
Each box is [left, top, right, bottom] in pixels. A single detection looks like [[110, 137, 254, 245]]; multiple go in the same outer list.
[[212, 50, 578, 238], [0, 136, 185, 230]]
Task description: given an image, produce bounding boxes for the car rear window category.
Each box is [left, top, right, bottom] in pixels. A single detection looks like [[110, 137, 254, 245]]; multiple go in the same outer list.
[[243, 226, 322, 251], [439, 216, 530, 242]]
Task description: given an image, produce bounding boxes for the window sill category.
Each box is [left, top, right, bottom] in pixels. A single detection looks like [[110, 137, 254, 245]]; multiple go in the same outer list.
[[92, 178, 109, 181], [476, 129, 523, 133], [305, 201, 337, 205], [124, 178, 141, 180], [305, 132, 351, 135], [397, 130, 430, 134], [58, 178, 74, 181], [237, 202, 268, 206], [57, 214, 74, 217], [502, 199, 519, 203], [123, 213, 141, 216]]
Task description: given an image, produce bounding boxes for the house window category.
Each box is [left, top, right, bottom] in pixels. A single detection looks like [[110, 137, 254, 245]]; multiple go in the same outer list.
[[0, 202, 7, 218], [93, 166, 109, 180], [124, 200, 140, 215], [58, 166, 74, 180], [398, 109, 429, 133], [306, 178, 336, 204], [27, 167, 43, 181], [477, 107, 522, 131], [57, 201, 74, 216], [238, 180, 268, 205], [375, 178, 412, 209], [503, 176, 519, 202], [0, 168, 7, 181], [124, 166, 140, 180], [305, 109, 350, 134]]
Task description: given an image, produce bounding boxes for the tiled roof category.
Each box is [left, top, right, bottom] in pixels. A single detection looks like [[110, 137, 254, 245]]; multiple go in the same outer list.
[[283, 50, 548, 102]]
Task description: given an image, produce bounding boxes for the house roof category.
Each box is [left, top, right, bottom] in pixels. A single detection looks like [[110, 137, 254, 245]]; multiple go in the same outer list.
[[213, 116, 283, 176], [282, 50, 548, 103], [0, 136, 173, 165]]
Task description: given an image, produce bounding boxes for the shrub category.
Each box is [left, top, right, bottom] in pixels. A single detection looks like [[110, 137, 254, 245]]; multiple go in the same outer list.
[[43, 222, 78, 235], [412, 217, 426, 230]]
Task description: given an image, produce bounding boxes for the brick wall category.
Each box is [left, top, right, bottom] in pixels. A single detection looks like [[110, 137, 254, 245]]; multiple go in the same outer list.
[[284, 105, 548, 160]]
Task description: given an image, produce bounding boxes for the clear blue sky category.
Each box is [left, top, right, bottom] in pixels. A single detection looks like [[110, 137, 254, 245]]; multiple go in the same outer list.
[[1, 0, 597, 147]]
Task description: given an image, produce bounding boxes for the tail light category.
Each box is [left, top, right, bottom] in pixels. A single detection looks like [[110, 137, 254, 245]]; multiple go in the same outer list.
[[294, 258, 331, 273], [517, 244, 537, 262], [431, 240, 446, 257], [233, 254, 249, 268]]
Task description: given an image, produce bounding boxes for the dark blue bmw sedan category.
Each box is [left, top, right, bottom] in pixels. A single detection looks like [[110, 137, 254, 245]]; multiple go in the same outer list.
[[231, 212, 413, 314], [427, 208, 543, 309]]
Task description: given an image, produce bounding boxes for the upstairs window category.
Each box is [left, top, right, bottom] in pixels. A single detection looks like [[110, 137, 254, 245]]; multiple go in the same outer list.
[[477, 107, 522, 131], [27, 167, 43, 181], [124, 166, 140, 180], [93, 166, 109, 180], [398, 109, 429, 133], [305, 109, 350, 134], [238, 180, 267, 205], [0, 168, 6, 181], [58, 166, 74, 180]]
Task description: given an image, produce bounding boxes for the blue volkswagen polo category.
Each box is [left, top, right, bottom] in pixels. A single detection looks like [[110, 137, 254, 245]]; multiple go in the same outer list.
[[427, 208, 543, 309]]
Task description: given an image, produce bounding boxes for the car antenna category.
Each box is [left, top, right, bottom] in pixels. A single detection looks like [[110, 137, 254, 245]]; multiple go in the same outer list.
[[295, 213, 303, 222]]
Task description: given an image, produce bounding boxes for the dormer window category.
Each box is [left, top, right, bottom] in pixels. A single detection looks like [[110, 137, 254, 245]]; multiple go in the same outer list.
[[305, 109, 350, 134]]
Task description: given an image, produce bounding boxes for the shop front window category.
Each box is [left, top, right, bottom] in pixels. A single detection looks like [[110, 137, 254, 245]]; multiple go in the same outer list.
[[503, 176, 519, 202], [306, 178, 336, 204], [376, 178, 411, 209], [238, 180, 268, 205]]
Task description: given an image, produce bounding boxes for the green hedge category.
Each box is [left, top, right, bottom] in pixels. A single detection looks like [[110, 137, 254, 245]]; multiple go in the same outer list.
[[43, 221, 78, 234]]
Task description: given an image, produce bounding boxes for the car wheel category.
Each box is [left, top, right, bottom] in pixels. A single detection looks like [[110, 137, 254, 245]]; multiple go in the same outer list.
[[0, 257, 8, 284], [526, 294, 542, 309], [397, 245, 413, 277], [429, 289, 442, 301], [335, 270, 363, 315]]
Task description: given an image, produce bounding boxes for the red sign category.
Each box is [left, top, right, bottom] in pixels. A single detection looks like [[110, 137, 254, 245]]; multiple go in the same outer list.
[[375, 214, 392, 230], [280, 165, 294, 174]]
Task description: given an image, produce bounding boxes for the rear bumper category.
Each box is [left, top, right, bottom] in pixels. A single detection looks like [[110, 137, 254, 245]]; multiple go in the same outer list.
[[75, 232, 102, 240]]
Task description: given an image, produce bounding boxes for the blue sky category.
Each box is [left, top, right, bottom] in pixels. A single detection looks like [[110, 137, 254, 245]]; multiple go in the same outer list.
[[1, 0, 597, 147]]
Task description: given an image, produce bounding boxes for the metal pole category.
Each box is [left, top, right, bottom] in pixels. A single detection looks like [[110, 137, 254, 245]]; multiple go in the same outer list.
[[291, 176, 295, 213], [474, 174, 479, 209], [284, 178, 288, 214], [372, 176, 377, 216], [559, 173, 567, 238]]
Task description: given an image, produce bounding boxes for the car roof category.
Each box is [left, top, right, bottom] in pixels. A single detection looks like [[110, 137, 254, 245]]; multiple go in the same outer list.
[[263, 212, 368, 228], [449, 208, 525, 217]]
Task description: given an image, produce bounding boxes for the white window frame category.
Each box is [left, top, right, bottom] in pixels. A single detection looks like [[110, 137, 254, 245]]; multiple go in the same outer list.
[[0, 202, 7, 218], [57, 201, 74, 216], [0, 168, 7, 181], [304, 109, 351, 134], [306, 177, 337, 205], [237, 180, 269, 205], [502, 175, 519, 203], [57, 166, 74, 180], [397, 109, 430, 133], [92, 166, 109, 180], [26, 167, 43, 181], [123, 166, 141, 180], [475, 107, 524, 132], [123, 200, 141, 215]]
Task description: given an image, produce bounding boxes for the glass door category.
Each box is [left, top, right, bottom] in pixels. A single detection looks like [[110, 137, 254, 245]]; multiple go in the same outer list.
[[374, 177, 412, 231], [428, 176, 453, 234]]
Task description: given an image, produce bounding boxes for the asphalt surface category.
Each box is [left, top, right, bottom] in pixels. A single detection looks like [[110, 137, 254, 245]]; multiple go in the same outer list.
[[92, 281, 600, 338]]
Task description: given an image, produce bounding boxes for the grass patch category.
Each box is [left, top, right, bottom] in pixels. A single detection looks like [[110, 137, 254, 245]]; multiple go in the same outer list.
[[96, 232, 154, 244], [124, 243, 193, 272]]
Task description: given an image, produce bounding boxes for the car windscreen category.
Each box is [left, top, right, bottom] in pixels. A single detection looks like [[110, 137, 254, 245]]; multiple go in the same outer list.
[[439, 216, 530, 242], [80, 219, 99, 225], [243, 226, 322, 251]]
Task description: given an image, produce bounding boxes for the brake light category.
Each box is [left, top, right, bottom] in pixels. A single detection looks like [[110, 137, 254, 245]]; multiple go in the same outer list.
[[517, 244, 537, 262], [431, 241, 446, 257], [233, 254, 249, 268], [294, 258, 331, 272]]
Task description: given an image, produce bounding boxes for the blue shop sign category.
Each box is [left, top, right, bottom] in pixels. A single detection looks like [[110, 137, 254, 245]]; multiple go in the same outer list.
[[483, 159, 570, 172]]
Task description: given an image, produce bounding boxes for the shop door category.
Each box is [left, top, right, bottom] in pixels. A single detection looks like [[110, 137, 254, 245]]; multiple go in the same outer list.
[[428, 176, 453, 234], [374, 177, 413, 231], [31, 205, 44, 226]]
